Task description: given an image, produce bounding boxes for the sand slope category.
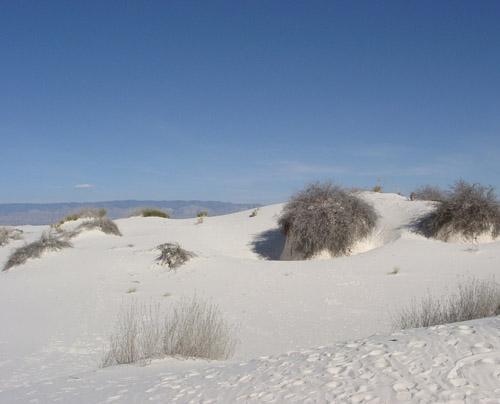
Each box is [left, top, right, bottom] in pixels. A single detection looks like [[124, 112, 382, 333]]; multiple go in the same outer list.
[[1, 192, 499, 403]]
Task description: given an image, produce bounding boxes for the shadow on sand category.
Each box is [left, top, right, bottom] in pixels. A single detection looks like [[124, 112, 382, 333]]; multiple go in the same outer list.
[[250, 228, 286, 260]]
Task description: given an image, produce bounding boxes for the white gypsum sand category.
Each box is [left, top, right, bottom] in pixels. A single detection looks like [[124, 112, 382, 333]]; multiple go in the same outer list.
[[0, 192, 499, 403]]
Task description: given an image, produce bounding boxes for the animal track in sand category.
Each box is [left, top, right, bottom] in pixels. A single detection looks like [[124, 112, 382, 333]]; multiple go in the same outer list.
[[407, 340, 426, 348]]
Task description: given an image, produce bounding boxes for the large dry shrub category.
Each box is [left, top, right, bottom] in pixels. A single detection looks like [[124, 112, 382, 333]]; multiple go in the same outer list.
[[426, 180, 500, 241], [278, 182, 377, 258]]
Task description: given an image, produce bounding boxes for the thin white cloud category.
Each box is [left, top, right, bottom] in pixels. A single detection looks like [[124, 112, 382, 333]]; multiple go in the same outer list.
[[272, 160, 347, 175], [74, 184, 94, 189]]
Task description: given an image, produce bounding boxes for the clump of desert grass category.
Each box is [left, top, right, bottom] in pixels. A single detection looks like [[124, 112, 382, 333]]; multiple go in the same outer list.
[[392, 276, 500, 330], [73, 217, 122, 236], [102, 295, 238, 367], [3, 231, 72, 272], [0, 227, 23, 246]]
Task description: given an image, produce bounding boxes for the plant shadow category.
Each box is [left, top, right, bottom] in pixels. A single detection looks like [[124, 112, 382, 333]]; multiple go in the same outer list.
[[250, 228, 286, 260]]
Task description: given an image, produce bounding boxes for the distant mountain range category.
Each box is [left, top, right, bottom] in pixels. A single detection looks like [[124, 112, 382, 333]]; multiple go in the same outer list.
[[0, 200, 262, 226]]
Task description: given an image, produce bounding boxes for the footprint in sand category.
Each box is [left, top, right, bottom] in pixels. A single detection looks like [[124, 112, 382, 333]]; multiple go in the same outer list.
[[393, 380, 416, 391], [433, 355, 448, 366], [448, 352, 500, 390], [326, 365, 346, 375], [407, 341, 426, 348]]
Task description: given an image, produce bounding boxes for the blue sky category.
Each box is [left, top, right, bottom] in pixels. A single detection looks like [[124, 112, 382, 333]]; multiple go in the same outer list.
[[1, 1, 499, 204]]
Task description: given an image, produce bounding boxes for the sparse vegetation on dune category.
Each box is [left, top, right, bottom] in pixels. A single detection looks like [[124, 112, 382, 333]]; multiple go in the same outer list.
[[410, 184, 448, 202], [129, 207, 171, 219], [3, 232, 72, 271], [392, 276, 500, 330], [52, 207, 107, 228], [423, 180, 500, 242], [0, 227, 23, 246], [278, 181, 378, 259], [156, 243, 196, 270], [74, 217, 122, 236], [102, 295, 238, 367]]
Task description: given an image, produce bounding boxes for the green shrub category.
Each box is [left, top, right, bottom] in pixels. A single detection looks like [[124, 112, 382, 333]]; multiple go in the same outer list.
[[129, 207, 171, 219], [372, 177, 383, 193], [141, 208, 170, 218], [197, 210, 209, 224], [425, 180, 500, 241], [278, 182, 378, 259]]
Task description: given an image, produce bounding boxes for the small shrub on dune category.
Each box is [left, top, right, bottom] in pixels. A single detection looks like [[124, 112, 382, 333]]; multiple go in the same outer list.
[[372, 177, 383, 193], [156, 243, 196, 270], [410, 184, 448, 202], [129, 207, 170, 219], [0, 227, 23, 246], [141, 208, 170, 218], [196, 210, 209, 224], [278, 182, 378, 259], [53, 207, 107, 228], [393, 276, 500, 330], [74, 218, 122, 236], [3, 232, 72, 271], [102, 295, 238, 367], [425, 180, 500, 242]]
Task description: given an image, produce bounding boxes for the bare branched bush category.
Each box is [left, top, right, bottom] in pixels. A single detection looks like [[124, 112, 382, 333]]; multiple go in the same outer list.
[[102, 296, 238, 367], [129, 207, 170, 219], [0, 227, 23, 246], [392, 276, 500, 330], [3, 232, 72, 271], [410, 184, 448, 202], [102, 302, 164, 367], [74, 218, 122, 236], [163, 295, 238, 360], [278, 182, 378, 258], [156, 243, 196, 270], [425, 180, 500, 241]]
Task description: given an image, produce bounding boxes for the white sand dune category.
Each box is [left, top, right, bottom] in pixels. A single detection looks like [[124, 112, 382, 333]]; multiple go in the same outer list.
[[1, 192, 499, 403]]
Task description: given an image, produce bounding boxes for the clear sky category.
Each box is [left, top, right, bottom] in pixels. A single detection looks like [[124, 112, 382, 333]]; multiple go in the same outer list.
[[1, 1, 499, 204]]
